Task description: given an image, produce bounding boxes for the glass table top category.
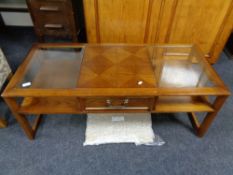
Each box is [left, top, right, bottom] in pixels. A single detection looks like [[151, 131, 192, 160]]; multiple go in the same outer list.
[[18, 47, 84, 88], [16, 44, 217, 89]]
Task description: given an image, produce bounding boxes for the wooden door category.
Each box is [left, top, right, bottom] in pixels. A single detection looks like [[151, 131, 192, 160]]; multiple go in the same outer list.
[[167, 0, 233, 61], [84, 0, 160, 43]]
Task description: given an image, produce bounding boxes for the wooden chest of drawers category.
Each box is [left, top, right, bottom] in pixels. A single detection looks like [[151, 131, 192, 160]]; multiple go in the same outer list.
[[26, 0, 78, 41]]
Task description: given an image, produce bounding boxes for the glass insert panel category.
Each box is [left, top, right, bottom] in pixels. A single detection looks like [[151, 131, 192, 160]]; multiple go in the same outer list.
[[149, 46, 215, 88], [18, 47, 84, 89]]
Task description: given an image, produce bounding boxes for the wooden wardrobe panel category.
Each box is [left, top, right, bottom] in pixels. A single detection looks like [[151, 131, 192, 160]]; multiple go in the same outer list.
[[145, 0, 163, 43], [97, 0, 150, 43], [83, 0, 99, 43], [210, 1, 233, 63], [84, 0, 151, 43], [146, 0, 177, 43], [167, 0, 232, 56], [83, 0, 233, 63]]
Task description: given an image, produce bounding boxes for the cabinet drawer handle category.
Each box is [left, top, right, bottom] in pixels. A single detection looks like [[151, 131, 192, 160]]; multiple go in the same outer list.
[[123, 99, 129, 104], [39, 6, 59, 12], [106, 99, 129, 107], [86, 106, 149, 110], [106, 99, 112, 106], [44, 24, 63, 29], [85, 98, 149, 110]]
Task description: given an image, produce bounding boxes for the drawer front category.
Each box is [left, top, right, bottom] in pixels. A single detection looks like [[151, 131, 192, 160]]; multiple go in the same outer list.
[[32, 0, 67, 2], [34, 13, 73, 36], [30, 1, 72, 14], [85, 97, 154, 111], [41, 24, 70, 36]]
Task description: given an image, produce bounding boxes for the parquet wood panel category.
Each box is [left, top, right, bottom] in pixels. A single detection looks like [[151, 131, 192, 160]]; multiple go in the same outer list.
[[78, 46, 156, 88]]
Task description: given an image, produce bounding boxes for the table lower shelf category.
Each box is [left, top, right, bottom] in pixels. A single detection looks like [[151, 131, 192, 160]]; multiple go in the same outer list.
[[18, 96, 214, 114], [155, 96, 213, 112]]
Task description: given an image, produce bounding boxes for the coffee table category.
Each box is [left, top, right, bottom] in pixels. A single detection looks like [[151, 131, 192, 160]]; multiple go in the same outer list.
[[2, 43, 230, 140]]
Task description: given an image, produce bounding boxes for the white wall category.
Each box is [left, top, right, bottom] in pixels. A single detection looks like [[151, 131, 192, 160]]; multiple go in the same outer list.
[[1, 12, 33, 26]]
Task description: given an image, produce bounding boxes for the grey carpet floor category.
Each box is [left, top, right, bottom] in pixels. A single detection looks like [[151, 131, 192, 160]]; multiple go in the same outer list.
[[0, 27, 233, 175]]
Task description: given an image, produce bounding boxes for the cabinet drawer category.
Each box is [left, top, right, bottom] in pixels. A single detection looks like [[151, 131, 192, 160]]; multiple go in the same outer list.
[[35, 18, 71, 36], [85, 97, 154, 111], [29, 0, 72, 14], [33, 12, 75, 36], [33, 0, 67, 2], [39, 25, 71, 36], [35, 12, 71, 26]]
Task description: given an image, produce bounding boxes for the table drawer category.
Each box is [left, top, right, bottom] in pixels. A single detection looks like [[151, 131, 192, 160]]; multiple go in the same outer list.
[[85, 97, 154, 111]]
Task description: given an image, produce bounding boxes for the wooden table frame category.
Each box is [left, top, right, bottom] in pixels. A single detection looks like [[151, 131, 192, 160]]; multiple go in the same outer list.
[[2, 43, 230, 140]]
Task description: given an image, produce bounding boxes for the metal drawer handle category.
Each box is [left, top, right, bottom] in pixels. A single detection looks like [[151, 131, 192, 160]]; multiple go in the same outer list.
[[123, 99, 129, 104], [85, 98, 149, 110], [44, 24, 64, 29], [39, 6, 59, 12], [106, 99, 129, 107], [106, 99, 112, 106], [86, 106, 149, 110]]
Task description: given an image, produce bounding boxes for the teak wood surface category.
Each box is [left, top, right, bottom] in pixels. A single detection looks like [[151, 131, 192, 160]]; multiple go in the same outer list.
[[2, 43, 230, 140], [0, 118, 7, 128]]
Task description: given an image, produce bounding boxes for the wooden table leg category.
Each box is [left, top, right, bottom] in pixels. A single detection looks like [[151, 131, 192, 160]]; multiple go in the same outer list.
[[0, 118, 7, 128], [4, 97, 42, 140], [188, 112, 200, 132], [188, 96, 228, 137]]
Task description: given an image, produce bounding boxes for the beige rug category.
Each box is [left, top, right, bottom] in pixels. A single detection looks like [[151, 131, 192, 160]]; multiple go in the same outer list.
[[84, 113, 164, 146]]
